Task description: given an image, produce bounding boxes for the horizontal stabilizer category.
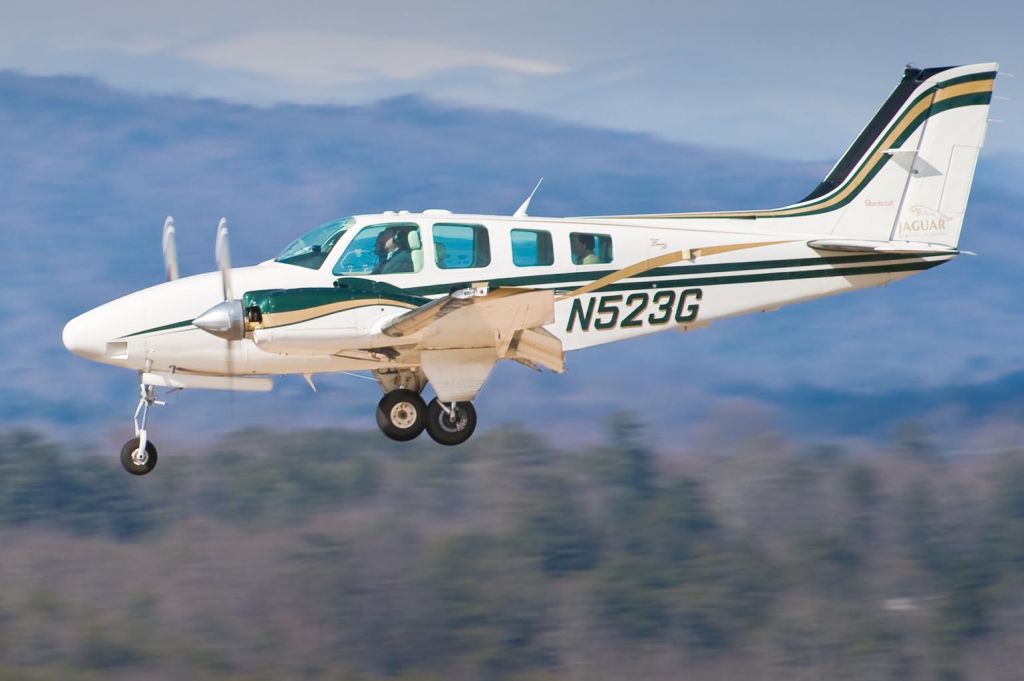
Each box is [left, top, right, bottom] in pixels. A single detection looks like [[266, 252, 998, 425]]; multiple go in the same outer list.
[[807, 239, 959, 255]]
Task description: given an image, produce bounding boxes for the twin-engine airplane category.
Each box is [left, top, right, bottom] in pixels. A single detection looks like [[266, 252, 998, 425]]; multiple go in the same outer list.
[[63, 63, 998, 475]]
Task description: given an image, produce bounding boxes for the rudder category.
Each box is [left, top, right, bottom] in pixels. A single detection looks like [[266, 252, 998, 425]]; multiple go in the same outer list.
[[889, 65, 996, 246]]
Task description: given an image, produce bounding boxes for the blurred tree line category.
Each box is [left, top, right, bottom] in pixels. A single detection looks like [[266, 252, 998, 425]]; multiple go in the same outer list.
[[0, 417, 1023, 680]]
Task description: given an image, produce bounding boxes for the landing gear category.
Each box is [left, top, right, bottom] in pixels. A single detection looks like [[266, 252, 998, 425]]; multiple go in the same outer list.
[[376, 389, 427, 441], [425, 398, 477, 446], [120, 371, 164, 475], [372, 369, 477, 446], [120, 437, 158, 475]]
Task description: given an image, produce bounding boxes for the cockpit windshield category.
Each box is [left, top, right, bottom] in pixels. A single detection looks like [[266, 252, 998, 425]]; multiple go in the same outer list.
[[275, 217, 355, 269]]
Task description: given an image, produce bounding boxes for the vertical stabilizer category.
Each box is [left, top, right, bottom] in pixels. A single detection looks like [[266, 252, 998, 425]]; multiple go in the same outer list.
[[821, 63, 997, 246]]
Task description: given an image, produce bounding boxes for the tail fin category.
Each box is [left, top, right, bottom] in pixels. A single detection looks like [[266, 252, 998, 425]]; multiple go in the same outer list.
[[806, 63, 997, 247]]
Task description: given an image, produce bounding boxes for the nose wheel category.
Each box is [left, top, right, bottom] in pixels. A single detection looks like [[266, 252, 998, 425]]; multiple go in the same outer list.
[[376, 389, 428, 441], [425, 398, 477, 446], [120, 438, 158, 475]]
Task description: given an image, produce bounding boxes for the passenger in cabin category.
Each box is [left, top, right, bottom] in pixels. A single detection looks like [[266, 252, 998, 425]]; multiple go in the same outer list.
[[571, 233, 600, 265], [374, 228, 414, 274]]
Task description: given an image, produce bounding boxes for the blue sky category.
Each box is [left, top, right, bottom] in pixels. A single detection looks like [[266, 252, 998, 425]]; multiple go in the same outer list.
[[1, 0, 1019, 160]]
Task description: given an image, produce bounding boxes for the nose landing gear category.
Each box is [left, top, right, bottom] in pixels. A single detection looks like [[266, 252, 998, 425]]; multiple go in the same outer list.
[[120, 373, 163, 475]]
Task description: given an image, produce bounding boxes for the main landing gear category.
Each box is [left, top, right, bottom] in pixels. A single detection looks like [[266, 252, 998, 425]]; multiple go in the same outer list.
[[375, 392, 477, 446], [373, 369, 477, 446]]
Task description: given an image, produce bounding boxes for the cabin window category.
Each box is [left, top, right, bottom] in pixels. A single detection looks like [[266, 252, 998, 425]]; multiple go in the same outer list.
[[332, 223, 424, 275], [433, 223, 491, 269], [570, 232, 613, 265], [511, 229, 554, 267]]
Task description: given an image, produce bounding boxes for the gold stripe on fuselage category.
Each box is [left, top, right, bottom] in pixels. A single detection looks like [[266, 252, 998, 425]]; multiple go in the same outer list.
[[558, 240, 793, 300], [256, 298, 418, 330]]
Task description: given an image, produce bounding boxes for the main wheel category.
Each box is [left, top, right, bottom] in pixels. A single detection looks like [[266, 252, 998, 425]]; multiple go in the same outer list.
[[376, 389, 427, 441], [425, 398, 477, 446], [120, 438, 158, 476]]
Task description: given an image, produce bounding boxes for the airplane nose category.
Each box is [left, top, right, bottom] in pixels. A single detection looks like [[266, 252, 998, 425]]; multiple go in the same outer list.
[[62, 310, 106, 360]]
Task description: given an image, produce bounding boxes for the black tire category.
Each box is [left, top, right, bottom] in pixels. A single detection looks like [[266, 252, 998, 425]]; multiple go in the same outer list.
[[120, 438, 158, 476], [376, 389, 427, 441], [425, 398, 477, 446]]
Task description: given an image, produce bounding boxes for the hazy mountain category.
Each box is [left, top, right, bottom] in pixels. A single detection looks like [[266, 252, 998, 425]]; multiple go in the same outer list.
[[1, 71, 1021, 445]]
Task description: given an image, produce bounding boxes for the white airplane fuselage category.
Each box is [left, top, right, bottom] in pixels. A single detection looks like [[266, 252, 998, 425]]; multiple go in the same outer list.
[[62, 211, 953, 377]]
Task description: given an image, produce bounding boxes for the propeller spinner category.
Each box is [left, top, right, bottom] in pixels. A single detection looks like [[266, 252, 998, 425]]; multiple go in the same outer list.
[[194, 218, 246, 341]]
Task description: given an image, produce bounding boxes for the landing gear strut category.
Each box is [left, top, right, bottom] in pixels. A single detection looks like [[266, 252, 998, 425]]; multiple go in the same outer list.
[[425, 398, 476, 446], [121, 373, 162, 475]]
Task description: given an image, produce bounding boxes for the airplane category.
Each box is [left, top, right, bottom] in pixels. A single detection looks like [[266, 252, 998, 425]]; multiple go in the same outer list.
[[62, 62, 998, 475]]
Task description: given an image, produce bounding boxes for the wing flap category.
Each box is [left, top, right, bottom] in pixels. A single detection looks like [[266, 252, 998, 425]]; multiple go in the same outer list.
[[507, 327, 564, 373]]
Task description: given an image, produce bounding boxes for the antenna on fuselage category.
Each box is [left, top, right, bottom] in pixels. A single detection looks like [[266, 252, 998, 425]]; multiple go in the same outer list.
[[162, 216, 179, 281], [513, 177, 544, 217]]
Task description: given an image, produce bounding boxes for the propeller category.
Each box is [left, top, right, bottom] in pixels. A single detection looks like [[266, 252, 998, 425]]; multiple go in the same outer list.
[[194, 219, 245, 341], [162, 216, 179, 281], [193, 219, 246, 384], [215, 219, 237, 382], [215, 217, 233, 301]]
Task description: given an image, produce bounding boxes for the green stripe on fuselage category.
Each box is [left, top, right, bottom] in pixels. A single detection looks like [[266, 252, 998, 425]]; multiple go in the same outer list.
[[584, 259, 943, 293], [120, 319, 194, 338], [242, 289, 427, 315], [121, 255, 950, 337], [402, 252, 941, 296]]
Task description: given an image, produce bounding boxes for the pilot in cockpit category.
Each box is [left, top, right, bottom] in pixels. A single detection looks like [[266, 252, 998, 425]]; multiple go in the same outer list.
[[373, 227, 414, 274]]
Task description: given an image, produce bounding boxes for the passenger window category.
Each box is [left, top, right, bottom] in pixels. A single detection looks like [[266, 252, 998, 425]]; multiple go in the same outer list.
[[332, 223, 424, 275], [433, 223, 490, 269], [570, 232, 613, 265], [511, 229, 554, 267]]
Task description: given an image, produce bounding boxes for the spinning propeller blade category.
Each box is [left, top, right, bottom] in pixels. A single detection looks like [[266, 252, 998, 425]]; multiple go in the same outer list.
[[193, 218, 246, 384], [162, 216, 179, 281], [215, 218, 239, 382], [215, 217, 233, 301], [195, 217, 244, 341]]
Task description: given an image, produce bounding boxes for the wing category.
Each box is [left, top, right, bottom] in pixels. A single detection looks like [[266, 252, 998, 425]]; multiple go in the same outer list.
[[381, 284, 563, 402]]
